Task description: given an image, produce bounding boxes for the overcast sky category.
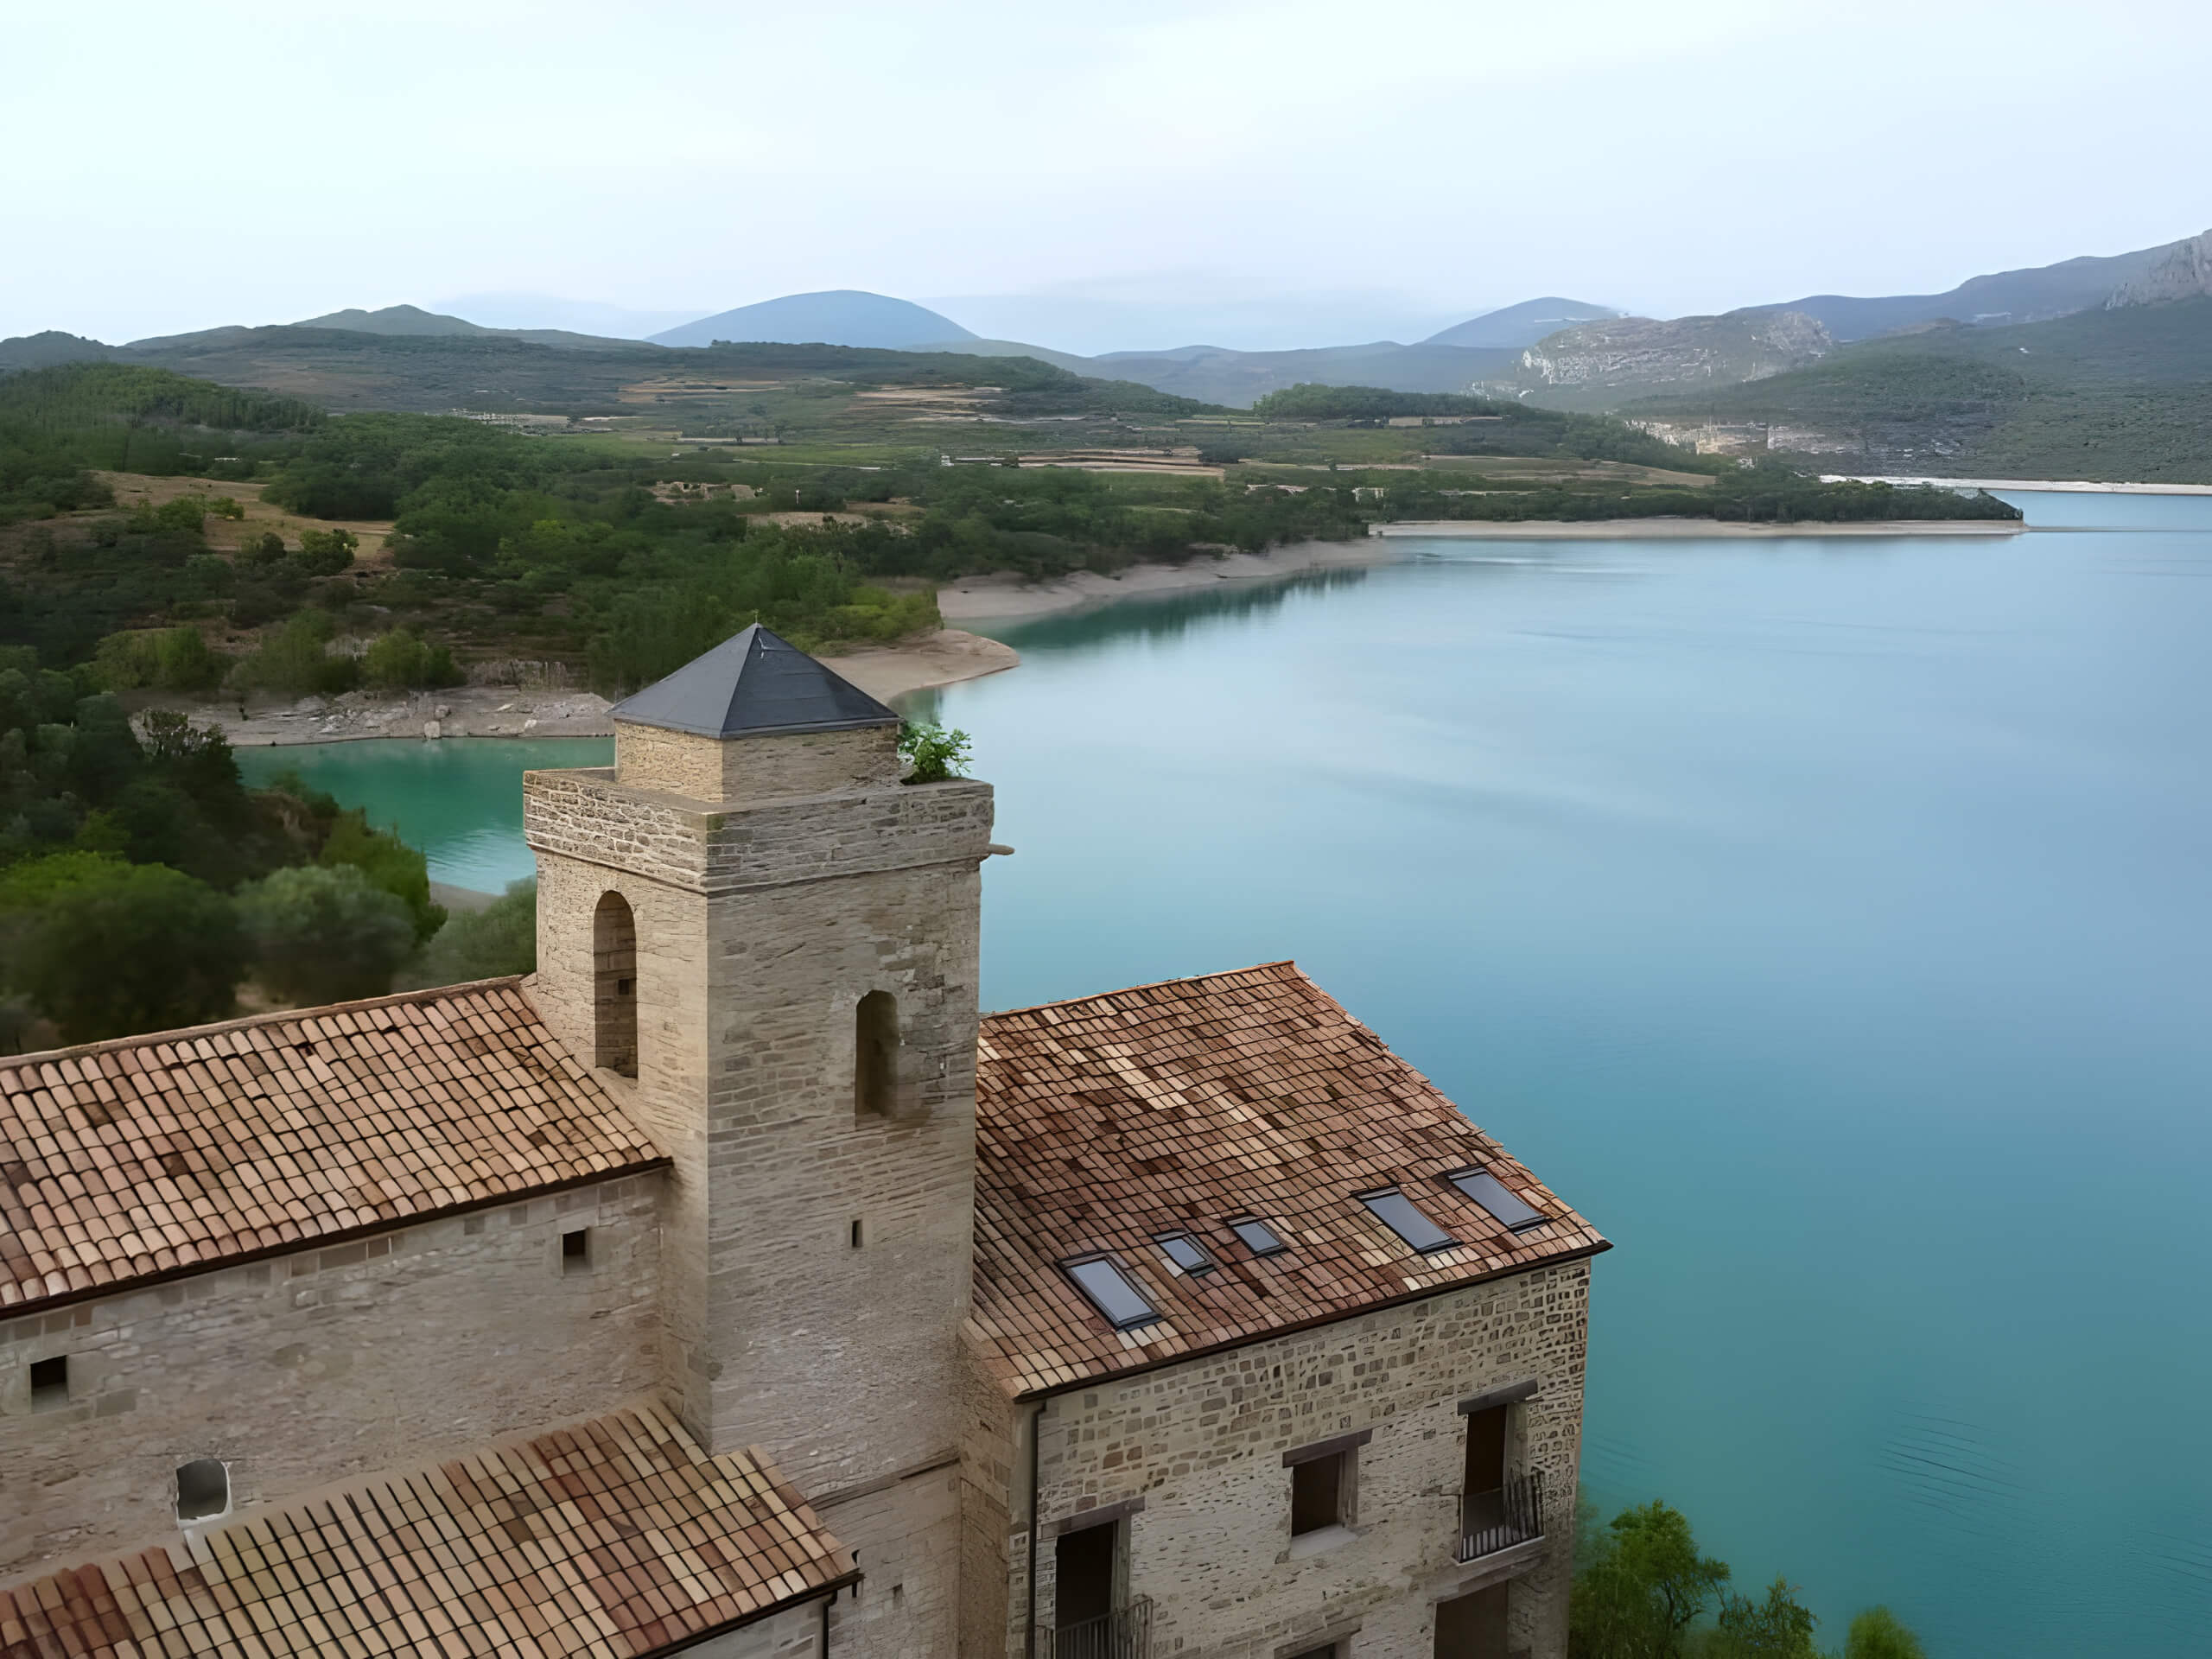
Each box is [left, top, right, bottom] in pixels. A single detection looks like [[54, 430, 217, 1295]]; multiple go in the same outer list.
[[9, 0, 2207, 352]]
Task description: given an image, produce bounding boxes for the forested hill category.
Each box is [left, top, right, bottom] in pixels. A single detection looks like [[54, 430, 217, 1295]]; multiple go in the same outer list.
[[1627, 296, 2212, 480]]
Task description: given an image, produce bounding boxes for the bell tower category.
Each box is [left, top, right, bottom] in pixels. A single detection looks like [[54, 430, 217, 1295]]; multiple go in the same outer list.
[[522, 626, 994, 1515]]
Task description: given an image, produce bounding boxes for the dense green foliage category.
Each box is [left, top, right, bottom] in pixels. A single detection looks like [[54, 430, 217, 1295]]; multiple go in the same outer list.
[[1250, 385, 1508, 420], [1376, 467, 2020, 525], [407, 879, 537, 988], [898, 720, 971, 783], [1249, 383, 1737, 474], [1840, 1609, 1925, 1659], [0, 854, 247, 1041], [1569, 1500, 1926, 1659], [239, 863, 417, 1005], [0, 365, 320, 521], [0, 676, 446, 1043]]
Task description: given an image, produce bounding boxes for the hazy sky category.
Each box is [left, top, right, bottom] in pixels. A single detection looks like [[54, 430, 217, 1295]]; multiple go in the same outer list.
[[9, 0, 2207, 352]]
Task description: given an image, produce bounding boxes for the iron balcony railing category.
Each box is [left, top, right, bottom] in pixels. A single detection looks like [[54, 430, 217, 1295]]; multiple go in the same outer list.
[[1045, 1596, 1154, 1659], [1459, 1470, 1545, 1562]]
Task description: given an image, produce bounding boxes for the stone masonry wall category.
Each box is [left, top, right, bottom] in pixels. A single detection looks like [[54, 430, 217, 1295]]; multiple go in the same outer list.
[[0, 1174, 661, 1580], [615, 723, 901, 804], [989, 1259, 1595, 1659], [524, 768, 994, 898], [524, 754, 995, 1659]]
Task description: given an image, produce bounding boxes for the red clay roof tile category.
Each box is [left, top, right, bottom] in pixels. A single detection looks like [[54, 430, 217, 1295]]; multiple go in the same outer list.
[[970, 961, 1605, 1395], [0, 982, 664, 1317]]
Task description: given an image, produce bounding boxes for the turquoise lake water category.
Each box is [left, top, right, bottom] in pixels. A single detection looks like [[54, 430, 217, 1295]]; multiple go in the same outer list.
[[237, 736, 612, 891], [241, 495, 2212, 1655]]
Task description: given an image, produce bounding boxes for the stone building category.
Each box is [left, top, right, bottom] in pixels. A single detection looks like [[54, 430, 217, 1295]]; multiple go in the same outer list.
[[0, 627, 1608, 1659]]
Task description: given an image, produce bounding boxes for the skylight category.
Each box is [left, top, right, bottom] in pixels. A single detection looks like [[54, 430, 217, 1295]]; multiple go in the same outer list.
[[1359, 1188, 1456, 1253], [1065, 1258, 1161, 1329], [1448, 1167, 1546, 1231], [1229, 1217, 1287, 1256], [1157, 1233, 1215, 1274]]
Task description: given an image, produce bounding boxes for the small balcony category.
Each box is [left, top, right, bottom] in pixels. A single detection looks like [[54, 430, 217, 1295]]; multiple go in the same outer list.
[[1458, 1470, 1545, 1563], [1045, 1596, 1154, 1659]]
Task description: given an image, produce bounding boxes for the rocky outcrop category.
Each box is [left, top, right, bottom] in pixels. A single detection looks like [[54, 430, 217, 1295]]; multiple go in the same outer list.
[[2107, 230, 2212, 307], [1516, 308, 1831, 396]]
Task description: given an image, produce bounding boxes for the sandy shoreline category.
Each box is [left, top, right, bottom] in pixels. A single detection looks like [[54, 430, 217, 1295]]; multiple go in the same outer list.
[[172, 512, 2044, 749], [1373, 518, 2029, 539], [177, 630, 1020, 747], [936, 537, 1400, 621]]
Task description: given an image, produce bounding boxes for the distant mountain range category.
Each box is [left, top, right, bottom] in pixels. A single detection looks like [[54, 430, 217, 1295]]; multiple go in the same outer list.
[[6, 231, 2207, 420]]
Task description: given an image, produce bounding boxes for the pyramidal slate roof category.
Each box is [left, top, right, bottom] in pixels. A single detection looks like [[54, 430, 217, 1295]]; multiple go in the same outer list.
[[607, 625, 899, 739]]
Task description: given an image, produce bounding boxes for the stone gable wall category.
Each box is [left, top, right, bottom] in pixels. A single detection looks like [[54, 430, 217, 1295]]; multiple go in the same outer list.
[[984, 1259, 1594, 1659], [0, 1175, 661, 1580]]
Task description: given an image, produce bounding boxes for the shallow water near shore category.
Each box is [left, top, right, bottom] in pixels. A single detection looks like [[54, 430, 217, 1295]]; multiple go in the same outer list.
[[250, 496, 2212, 1655], [236, 735, 611, 890]]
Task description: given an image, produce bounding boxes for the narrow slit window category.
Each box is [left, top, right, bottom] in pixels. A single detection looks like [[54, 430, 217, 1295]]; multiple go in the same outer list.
[[1064, 1258, 1160, 1330], [29, 1355, 67, 1411], [561, 1228, 591, 1274], [1448, 1167, 1546, 1231], [175, 1459, 229, 1523], [850, 1218, 865, 1249], [1156, 1233, 1214, 1274], [1359, 1187, 1456, 1253], [1229, 1217, 1287, 1256], [592, 892, 639, 1077], [855, 990, 899, 1117]]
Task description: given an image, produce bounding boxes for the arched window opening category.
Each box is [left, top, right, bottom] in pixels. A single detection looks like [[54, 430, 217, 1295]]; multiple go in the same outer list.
[[594, 892, 639, 1077], [855, 990, 899, 1117]]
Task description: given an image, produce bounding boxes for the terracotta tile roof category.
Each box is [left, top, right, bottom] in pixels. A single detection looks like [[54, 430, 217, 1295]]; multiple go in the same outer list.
[[969, 961, 1608, 1395], [0, 1403, 855, 1659], [0, 980, 665, 1316]]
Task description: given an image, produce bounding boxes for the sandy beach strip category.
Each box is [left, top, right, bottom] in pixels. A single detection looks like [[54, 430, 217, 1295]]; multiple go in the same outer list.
[[1373, 518, 2028, 539], [1822, 474, 2212, 496], [817, 629, 1020, 703], [936, 537, 1402, 622]]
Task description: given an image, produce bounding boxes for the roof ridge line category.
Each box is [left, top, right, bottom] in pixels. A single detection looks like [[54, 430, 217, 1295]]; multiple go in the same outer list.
[[982, 960, 1301, 1020], [0, 975, 527, 1072]]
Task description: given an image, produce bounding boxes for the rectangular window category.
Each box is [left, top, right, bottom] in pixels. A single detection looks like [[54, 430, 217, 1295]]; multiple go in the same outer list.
[[1065, 1258, 1160, 1329], [1359, 1188, 1456, 1253], [1447, 1167, 1545, 1231], [1229, 1217, 1287, 1256], [1156, 1233, 1214, 1274], [1054, 1517, 1118, 1630], [29, 1355, 67, 1411], [1291, 1452, 1349, 1535], [561, 1228, 592, 1274]]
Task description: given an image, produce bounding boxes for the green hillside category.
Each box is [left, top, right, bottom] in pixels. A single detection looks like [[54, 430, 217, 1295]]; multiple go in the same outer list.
[[1630, 298, 2212, 480]]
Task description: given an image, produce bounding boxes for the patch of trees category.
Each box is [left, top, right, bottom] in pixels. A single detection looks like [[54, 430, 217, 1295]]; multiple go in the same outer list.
[[1250, 385, 1510, 421], [1573, 1498, 1927, 1659], [0, 364, 318, 522], [1377, 467, 2021, 525], [0, 679, 448, 1047]]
